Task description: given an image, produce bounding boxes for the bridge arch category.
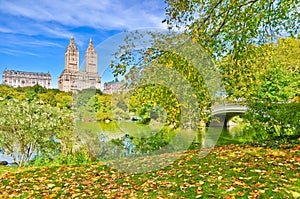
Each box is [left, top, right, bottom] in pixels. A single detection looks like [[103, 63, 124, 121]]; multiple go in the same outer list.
[[210, 104, 247, 127]]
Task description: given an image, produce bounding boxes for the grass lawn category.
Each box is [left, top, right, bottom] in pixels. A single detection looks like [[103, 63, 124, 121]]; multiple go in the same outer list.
[[0, 143, 299, 198]]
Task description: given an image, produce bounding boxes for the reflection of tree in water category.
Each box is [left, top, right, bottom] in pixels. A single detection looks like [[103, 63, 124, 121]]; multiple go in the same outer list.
[[97, 128, 176, 159], [123, 133, 135, 156]]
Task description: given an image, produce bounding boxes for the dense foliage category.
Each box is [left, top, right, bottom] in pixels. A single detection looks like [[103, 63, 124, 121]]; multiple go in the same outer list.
[[226, 38, 300, 141], [110, 0, 299, 133], [164, 0, 299, 58], [218, 37, 300, 101], [0, 84, 73, 108], [1, 0, 299, 166], [0, 98, 75, 166], [244, 102, 300, 141], [0, 85, 112, 166], [1, 2, 300, 198], [110, 32, 224, 129]]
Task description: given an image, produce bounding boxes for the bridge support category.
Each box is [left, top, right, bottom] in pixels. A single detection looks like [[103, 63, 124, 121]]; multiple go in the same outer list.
[[212, 104, 247, 128], [207, 115, 227, 128]]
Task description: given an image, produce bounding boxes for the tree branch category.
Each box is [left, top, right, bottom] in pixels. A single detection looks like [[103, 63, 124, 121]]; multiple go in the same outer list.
[[212, 8, 230, 37], [202, 0, 225, 25]]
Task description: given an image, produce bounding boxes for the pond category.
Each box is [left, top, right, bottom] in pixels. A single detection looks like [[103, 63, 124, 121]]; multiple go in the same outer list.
[[0, 121, 246, 164], [77, 120, 246, 143], [0, 151, 13, 164]]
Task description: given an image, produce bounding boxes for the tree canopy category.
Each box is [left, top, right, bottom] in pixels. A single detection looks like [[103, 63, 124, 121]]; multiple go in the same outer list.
[[0, 99, 75, 166], [218, 37, 300, 101], [109, 0, 299, 131], [164, 0, 299, 58]]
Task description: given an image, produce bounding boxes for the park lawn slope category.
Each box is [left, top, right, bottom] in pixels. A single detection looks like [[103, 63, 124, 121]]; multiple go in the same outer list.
[[0, 144, 299, 198]]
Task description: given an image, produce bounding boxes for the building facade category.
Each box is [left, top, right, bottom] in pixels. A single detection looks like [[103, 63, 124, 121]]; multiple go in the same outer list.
[[2, 69, 52, 88], [103, 79, 121, 94], [58, 37, 101, 92]]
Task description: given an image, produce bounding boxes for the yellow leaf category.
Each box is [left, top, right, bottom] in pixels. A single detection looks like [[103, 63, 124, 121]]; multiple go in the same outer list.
[[291, 191, 300, 199], [233, 167, 243, 172], [47, 183, 55, 189], [72, 193, 81, 198], [52, 186, 61, 192]]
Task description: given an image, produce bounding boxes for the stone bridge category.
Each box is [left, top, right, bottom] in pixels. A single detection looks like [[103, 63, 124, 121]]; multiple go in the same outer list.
[[211, 103, 248, 127]]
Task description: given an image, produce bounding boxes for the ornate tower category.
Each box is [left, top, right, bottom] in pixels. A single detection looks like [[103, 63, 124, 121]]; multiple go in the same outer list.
[[65, 36, 79, 73], [84, 38, 98, 73], [58, 37, 101, 92]]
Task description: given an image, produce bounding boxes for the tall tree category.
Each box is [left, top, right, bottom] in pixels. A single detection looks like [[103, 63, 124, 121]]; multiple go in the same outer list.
[[218, 37, 300, 101], [0, 99, 75, 166], [162, 0, 299, 102], [110, 32, 223, 128]]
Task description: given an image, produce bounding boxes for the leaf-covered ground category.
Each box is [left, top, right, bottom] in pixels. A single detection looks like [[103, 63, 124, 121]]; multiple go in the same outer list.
[[0, 144, 299, 198]]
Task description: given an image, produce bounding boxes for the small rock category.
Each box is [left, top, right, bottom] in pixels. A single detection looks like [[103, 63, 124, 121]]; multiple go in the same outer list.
[[0, 161, 8, 165]]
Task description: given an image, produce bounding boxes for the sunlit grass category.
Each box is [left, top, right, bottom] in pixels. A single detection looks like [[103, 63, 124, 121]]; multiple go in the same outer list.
[[0, 144, 299, 198]]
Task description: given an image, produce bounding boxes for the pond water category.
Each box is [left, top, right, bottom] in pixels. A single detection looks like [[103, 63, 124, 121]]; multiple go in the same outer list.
[[0, 150, 14, 163], [0, 121, 246, 163]]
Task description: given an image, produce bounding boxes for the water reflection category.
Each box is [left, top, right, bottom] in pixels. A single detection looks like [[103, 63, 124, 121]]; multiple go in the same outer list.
[[0, 151, 13, 163], [0, 122, 245, 166]]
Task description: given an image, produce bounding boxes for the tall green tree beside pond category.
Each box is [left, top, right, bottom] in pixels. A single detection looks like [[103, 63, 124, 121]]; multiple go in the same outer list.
[[163, 0, 299, 102], [224, 37, 300, 140], [95, 94, 113, 121], [218, 37, 300, 101], [162, 0, 300, 104], [110, 33, 218, 128], [110, 0, 299, 128], [0, 99, 75, 166]]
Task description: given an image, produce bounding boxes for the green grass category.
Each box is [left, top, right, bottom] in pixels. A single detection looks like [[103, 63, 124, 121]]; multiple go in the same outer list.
[[0, 165, 19, 174], [1, 124, 299, 198], [0, 143, 299, 198]]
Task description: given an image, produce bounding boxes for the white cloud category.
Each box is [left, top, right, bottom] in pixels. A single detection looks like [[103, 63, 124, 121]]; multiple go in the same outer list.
[[0, 48, 39, 56], [0, 0, 168, 81], [19, 40, 63, 48], [0, 0, 167, 37], [0, 27, 14, 33]]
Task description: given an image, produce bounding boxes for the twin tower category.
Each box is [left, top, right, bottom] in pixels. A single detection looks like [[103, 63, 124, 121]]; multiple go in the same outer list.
[[58, 37, 101, 92]]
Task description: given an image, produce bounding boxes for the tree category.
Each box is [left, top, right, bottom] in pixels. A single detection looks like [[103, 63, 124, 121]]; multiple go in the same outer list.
[[240, 38, 300, 140], [218, 37, 300, 101], [95, 94, 113, 121], [109, 1, 299, 146], [162, 0, 300, 104], [163, 0, 299, 58], [54, 92, 73, 109], [0, 99, 75, 166], [0, 84, 18, 99], [243, 102, 300, 140], [110, 32, 224, 129]]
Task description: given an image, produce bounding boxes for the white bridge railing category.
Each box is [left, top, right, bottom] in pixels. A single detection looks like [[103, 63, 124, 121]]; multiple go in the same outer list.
[[212, 103, 248, 116]]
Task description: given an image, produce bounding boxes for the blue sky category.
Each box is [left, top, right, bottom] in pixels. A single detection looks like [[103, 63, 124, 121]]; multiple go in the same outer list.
[[0, 0, 167, 88]]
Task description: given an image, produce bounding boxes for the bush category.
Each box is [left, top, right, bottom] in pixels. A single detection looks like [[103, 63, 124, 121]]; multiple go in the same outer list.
[[55, 150, 91, 165], [243, 101, 300, 141], [31, 149, 92, 166]]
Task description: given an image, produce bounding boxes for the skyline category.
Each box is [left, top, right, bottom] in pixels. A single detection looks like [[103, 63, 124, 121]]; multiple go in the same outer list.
[[0, 0, 167, 88]]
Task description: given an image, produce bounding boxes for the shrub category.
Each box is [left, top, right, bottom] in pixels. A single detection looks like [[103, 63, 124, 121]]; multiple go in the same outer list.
[[243, 101, 300, 141]]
